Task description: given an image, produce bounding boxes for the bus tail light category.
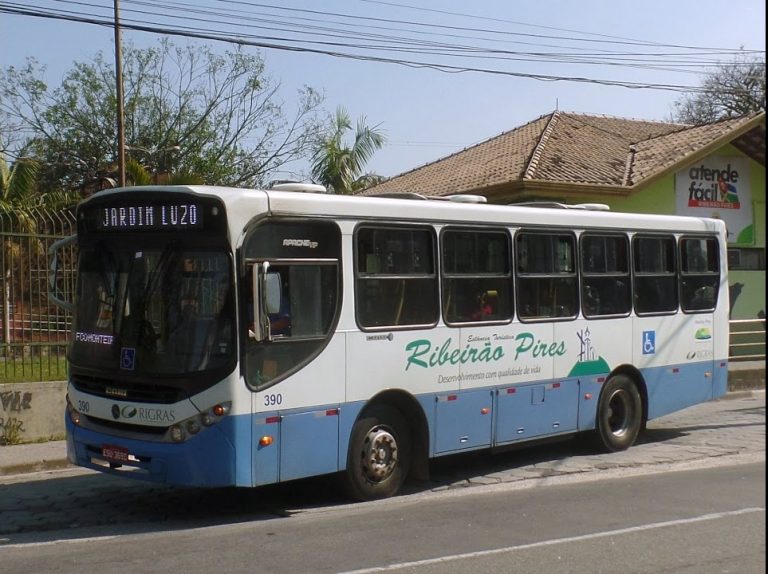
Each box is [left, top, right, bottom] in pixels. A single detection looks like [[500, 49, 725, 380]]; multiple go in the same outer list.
[[212, 404, 228, 416]]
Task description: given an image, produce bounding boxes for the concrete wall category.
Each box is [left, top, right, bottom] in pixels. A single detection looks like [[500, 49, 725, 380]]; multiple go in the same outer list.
[[1, 368, 765, 444], [0, 382, 66, 445]]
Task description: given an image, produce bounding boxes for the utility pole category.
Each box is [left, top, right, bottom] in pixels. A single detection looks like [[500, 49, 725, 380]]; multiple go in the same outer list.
[[114, 0, 126, 187]]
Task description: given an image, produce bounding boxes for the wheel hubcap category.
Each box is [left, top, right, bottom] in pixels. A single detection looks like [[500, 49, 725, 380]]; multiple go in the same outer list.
[[361, 426, 398, 483], [606, 389, 632, 437]]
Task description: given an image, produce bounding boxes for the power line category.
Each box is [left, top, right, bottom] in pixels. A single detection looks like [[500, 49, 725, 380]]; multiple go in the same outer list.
[[0, 1, 763, 96]]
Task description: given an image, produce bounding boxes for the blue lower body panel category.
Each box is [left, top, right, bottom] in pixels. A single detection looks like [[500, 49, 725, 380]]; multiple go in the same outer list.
[[644, 361, 716, 421], [66, 415, 238, 487]]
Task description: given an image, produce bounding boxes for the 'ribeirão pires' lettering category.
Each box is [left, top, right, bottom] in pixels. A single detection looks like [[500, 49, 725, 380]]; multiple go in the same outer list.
[[404, 333, 566, 371]]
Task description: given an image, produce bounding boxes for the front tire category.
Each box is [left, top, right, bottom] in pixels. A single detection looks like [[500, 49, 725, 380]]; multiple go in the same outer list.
[[344, 405, 411, 501], [593, 375, 642, 452]]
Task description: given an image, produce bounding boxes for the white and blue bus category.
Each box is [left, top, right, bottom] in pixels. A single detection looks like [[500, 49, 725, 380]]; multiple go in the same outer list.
[[49, 185, 729, 500]]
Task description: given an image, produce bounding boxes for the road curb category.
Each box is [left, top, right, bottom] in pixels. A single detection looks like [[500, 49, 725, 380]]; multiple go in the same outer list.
[[0, 459, 72, 477], [719, 389, 765, 400]]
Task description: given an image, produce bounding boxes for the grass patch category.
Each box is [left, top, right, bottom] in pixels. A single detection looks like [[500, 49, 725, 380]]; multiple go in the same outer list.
[[0, 356, 69, 384]]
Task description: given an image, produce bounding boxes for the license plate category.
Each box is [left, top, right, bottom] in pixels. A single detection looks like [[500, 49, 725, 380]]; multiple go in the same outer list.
[[102, 444, 130, 463]]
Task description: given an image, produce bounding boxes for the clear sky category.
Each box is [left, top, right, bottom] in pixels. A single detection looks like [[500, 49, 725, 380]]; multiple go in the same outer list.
[[1, 0, 765, 180]]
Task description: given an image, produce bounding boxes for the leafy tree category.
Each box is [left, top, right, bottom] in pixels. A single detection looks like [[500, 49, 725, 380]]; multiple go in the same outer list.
[[671, 52, 766, 124], [311, 107, 386, 194], [0, 39, 325, 191]]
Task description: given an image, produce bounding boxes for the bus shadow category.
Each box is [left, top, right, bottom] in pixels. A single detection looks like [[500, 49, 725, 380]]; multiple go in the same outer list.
[[0, 472, 348, 544]]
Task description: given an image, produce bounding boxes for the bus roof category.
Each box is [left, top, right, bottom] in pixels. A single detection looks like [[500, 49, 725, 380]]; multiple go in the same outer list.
[[88, 185, 728, 237]]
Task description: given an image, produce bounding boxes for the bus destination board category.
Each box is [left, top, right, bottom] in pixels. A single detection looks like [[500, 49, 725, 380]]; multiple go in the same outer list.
[[95, 203, 202, 231]]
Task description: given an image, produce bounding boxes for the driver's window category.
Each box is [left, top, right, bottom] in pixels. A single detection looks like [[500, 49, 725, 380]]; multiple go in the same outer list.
[[242, 219, 342, 390]]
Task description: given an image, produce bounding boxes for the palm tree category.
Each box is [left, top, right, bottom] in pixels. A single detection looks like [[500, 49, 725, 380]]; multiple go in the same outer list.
[[126, 158, 204, 186], [0, 155, 43, 240], [311, 107, 385, 194], [0, 155, 39, 211], [0, 155, 43, 308], [1, 154, 80, 212]]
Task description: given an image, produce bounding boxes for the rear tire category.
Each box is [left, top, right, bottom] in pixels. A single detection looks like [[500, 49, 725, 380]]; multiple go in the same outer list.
[[593, 375, 642, 452], [344, 405, 411, 501]]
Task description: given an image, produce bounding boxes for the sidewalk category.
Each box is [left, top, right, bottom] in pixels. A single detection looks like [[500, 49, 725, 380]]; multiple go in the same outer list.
[[1, 364, 764, 477]]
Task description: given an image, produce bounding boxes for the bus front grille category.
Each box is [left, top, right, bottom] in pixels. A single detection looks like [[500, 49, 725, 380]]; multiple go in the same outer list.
[[72, 374, 186, 404]]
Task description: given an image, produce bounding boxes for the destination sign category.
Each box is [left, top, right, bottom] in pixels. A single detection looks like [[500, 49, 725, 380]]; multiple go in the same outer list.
[[95, 203, 202, 231]]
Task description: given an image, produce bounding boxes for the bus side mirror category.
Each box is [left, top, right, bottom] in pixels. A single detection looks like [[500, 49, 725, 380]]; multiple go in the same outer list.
[[251, 262, 282, 342], [48, 234, 76, 312], [265, 272, 282, 315]]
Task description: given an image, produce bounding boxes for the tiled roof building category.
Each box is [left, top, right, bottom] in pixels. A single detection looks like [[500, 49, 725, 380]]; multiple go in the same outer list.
[[363, 111, 765, 203]]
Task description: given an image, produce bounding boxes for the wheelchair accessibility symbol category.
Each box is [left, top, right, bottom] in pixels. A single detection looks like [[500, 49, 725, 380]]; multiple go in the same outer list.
[[120, 347, 136, 370], [642, 331, 656, 355]]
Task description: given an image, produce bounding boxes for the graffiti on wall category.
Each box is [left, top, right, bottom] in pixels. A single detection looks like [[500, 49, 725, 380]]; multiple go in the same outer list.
[[0, 390, 32, 444]]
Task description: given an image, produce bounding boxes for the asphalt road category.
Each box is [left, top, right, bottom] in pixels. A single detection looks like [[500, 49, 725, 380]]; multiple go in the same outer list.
[[0, 393, 764, 573], [0, 462, 764, 574]]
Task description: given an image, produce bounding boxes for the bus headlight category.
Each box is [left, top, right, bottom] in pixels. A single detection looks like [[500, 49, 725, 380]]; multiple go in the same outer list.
[[66, 394, 82, 425], [169, 424, 185, 443], [186, 419, 201, 435]]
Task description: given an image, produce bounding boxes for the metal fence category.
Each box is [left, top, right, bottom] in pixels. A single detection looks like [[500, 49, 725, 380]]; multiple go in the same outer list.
[[729, 318, 767, 362], [0, 207, 76, 383]]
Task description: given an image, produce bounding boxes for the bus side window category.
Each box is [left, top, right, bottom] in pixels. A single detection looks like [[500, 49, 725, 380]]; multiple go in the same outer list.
[[441, 228, 512, 324], [580, 234, 631, 318], [680, 237, 719, 312], [633, 235, 677, 315], [516, 231, 577, 321], [356, 226, 439, 329]]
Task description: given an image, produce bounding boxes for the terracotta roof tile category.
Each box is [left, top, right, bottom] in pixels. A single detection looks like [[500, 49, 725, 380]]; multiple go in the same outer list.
[[363, 111, 765, 198], [630, 114, 763, 184], [363, 114, 552, 197]]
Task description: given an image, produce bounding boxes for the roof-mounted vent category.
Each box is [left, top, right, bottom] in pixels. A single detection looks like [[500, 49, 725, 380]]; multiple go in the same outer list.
[[574, 203, 610, 211], [368, 192, 427, 200], [270, 182, 327, 193], [511, 201, 610, 211], [443, 194, 487, 204]]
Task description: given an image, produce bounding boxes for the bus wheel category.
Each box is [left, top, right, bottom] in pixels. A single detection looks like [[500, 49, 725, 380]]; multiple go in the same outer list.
[[594, 375, 642, 452], [345, 405, 411, 501]]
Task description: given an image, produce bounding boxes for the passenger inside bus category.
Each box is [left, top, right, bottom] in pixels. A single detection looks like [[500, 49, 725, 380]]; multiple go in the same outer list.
[[471, 290, 497, 320]]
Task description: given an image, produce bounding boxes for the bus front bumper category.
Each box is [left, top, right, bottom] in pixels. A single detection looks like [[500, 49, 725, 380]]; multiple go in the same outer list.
[[65, 415, 237, 487]]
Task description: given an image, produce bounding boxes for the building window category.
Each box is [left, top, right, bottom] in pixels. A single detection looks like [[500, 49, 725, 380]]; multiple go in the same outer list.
[[728, 248, 765, 271]]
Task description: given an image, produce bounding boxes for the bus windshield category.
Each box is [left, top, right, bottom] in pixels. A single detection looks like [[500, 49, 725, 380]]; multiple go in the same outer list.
[[70, 242, 235, 376]]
